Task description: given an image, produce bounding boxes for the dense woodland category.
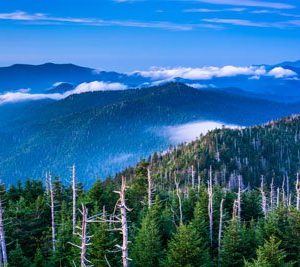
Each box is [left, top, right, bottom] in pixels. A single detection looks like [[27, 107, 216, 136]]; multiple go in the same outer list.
[[2, 82, 300, 184], [0, 115, 300, 266]]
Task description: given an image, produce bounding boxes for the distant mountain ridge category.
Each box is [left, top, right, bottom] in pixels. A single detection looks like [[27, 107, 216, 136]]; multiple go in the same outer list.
[[1, 82, 300, 185], [0, 60, 300, 102]]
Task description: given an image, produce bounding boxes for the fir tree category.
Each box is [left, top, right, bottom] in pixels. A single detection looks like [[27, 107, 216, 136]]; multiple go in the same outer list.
[[245, 236, 293, 267], [164, 223, 210, 267], [8, 242, 30, 267], [132, 209, 163, 267]]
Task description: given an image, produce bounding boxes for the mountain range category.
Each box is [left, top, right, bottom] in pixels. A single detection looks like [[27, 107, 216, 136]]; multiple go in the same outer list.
[[0, 60, 300, 102], [1, 81, 300, 185]]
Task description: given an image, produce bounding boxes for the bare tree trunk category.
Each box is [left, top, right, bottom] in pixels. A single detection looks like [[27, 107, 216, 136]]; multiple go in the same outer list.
[[277, 187, 280, 208], [282, 176, 286, 206], [120, 176, 129, 267], [174, 173, 183, 225], [0, 196, 7, 267], [270, 178, 274, 211], [72, 164, 77, 234], [191, 165, 195, 190], [80, 205, 88, 267], [208, 166, 213, 246], [48, 173, 56, 253], [260, 175, 267, 217], [218, 199, 224, 267], [237, 175, 241, 220], [147, 168, 152, 209], [297, 173, 300, 211]]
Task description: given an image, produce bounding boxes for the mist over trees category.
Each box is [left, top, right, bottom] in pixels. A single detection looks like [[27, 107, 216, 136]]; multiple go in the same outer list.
[[0, 114, 300, 266]]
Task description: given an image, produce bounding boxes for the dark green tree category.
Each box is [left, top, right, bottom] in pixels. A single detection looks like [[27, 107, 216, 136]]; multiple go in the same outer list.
[[164, 223, 210, 267]]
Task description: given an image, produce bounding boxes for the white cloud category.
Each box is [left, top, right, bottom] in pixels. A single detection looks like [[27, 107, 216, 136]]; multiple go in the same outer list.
[[0, 11, 194, 31], [184, 8, 246, 13], [134, 66, 267, 80], [0, 92, 63, 104], [53, 82, 66, 87], [268, 67, 297, 79], [67, 81, 127, 96], [160, 121, 240, 144], [202, 18, 290, 28], [186, 83, 216, 89], [193, 0, 294, 9], [0, 81, 127, 105]]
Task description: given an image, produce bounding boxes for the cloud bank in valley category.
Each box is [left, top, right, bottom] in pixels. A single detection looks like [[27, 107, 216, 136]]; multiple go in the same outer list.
[[0, 81, 127, 105], [160, 121, 241, 144], [0, 64, 298, 105], [133, 65, 297, 80]]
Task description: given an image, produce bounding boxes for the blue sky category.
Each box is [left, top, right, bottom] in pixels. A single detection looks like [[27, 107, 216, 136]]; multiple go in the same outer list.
[[0, 0, 300, 71]]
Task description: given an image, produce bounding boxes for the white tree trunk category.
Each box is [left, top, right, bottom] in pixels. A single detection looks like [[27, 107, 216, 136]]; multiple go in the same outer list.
[[147, 168, 152, 209], [174, 173, 183, 225], [120, 176, 129, 267], [270, 178, 274, 211], [72, 164, 77, 234], [80, 205, 88, 267], [48, 173, 56, 253], [208, 166, 213, 246], [237, 175, 241, 220], [218, 199, 224, 267], [260, 175, 267, 217], [282, 176, 286, 206], [297, 173, 300, 211], [0, 196, 7, 267], [191, 165, 195, 189], [277, 187, 280, 208]]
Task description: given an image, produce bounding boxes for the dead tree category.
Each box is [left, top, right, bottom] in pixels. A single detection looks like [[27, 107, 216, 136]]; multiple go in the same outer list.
[[270, 178, 274, 211], [260, 175, 267, 217], [276, 187, 280, 208], [191, 165, 195, 190], [237, 175, 242, 220], [208, 166, 213, 246], [174, 173, 183, 225], [218, 199, 224, 267], [232, 199, 239, 220], [47, 172, 56, 253], [113, 176, 131, 267], [147, 167, 154, 209], [70, 204, 94, 267], [72, 164, 77, 234], [296, 173, 300, 211], [0, 188, 7, 267], [79, 205, 90, 267], [282, 176, 286, 206]]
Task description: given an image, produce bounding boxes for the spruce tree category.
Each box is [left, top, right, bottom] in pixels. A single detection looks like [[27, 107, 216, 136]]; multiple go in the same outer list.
[[220, 218, 257, 267], [245, 236, 293, 267], [8, 242, 30, 267], [164, 223, 210, 267]]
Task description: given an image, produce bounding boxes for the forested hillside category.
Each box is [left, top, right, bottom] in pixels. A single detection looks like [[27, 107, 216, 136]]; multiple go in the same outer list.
[[2, 83, 300, 184], [0, 114, 300, 266]]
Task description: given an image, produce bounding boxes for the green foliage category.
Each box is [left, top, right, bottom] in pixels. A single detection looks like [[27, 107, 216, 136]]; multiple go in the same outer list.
[[132, 210, 163, 267], [164, 223, 210, 267], [245, 236, 293, 267], [3, 114, 300, 266], [220, 218, 258, 267], [8, 242, 30, 267]]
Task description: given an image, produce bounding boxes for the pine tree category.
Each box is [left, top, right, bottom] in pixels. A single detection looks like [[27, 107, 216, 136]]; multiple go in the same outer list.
[[132, 209, 163, 267], [164, 223, 210, 267], [89, 221, 113, 267], [220, 218, 257, 267], [8, 242, 30, 267], [245, 236, 292, 267], [32, 248, 45, 267]]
